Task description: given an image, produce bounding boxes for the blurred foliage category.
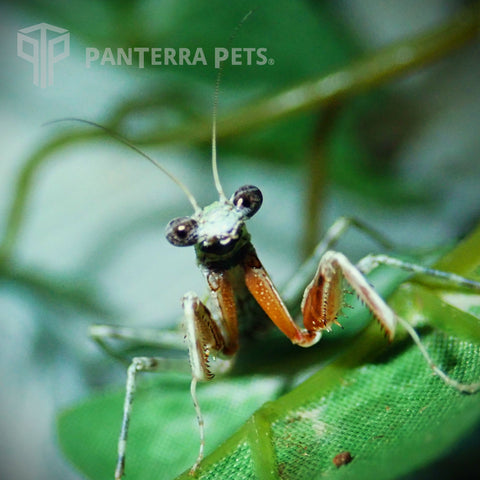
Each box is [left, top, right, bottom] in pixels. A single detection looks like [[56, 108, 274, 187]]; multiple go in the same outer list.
[[2, 1, 480, 479], [10, 0, 478, 191], [4, 0, 480, 263]]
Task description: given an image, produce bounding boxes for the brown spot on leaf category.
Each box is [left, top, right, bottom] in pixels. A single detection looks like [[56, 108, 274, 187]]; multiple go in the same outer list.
[[333, 451, 353, 467]]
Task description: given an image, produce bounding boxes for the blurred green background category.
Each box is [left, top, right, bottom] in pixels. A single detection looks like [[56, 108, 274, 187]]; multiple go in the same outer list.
[[1, 1, 480, 479]]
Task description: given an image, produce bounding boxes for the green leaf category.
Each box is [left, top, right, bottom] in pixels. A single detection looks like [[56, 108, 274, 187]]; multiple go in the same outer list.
[[58, 374, 286, 480], [57, 224, 480, 480]]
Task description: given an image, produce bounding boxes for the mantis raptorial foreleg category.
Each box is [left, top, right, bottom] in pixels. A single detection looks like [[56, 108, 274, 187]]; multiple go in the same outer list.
[[302, 250, 480, 394], [301, 250, 397, 340], [181, 292, 236, 473], [111, 289, 236, 480], [281, 219, 480, 395]]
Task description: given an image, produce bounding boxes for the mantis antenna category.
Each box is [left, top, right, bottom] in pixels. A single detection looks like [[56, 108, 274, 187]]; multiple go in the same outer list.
[[47, 11, 254, 210], [44, 118, 201, 213], [211, 9, 254, 202]]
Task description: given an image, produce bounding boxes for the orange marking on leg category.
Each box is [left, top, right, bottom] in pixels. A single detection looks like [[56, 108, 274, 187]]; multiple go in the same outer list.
[[302, 268, 343, 332], [217, 273, 240, 355], [207, 270, 239, 356], [242, 251, 318, 346]]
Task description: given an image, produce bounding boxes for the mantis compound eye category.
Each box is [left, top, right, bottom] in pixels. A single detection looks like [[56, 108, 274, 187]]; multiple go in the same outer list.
[[165, 217, 199, 246], [231, 185, 263, 218]]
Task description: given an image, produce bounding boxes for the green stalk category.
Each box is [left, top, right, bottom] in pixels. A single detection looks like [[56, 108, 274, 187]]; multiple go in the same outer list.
[[2, 4, 479, 261]]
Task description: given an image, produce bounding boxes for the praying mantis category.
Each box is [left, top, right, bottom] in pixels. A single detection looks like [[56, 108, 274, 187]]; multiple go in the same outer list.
[[66, 14, 480, 480], [82, 98, 480, 480]]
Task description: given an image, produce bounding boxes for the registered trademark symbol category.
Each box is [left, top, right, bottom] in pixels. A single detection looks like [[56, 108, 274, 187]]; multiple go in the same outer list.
[[268, 57, 275, 65]]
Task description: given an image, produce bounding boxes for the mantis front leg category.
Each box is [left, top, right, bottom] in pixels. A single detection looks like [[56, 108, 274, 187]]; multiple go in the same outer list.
[[245, 244, 480, 393], [113, 289, 236, 480], [242, 246, 397, 347], [301, 250, 480, 393], [301, 250, 396, 340], [181, 291, 236, 474]]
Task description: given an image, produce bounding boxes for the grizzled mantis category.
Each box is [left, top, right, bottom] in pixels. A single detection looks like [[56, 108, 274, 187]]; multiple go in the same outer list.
[[80, 107, 480, 480], [62, 15, 480, 480]]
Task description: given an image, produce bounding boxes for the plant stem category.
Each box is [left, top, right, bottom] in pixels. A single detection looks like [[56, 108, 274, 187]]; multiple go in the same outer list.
[[137, 3, 480, 144], [2, 3, 479, 261]]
